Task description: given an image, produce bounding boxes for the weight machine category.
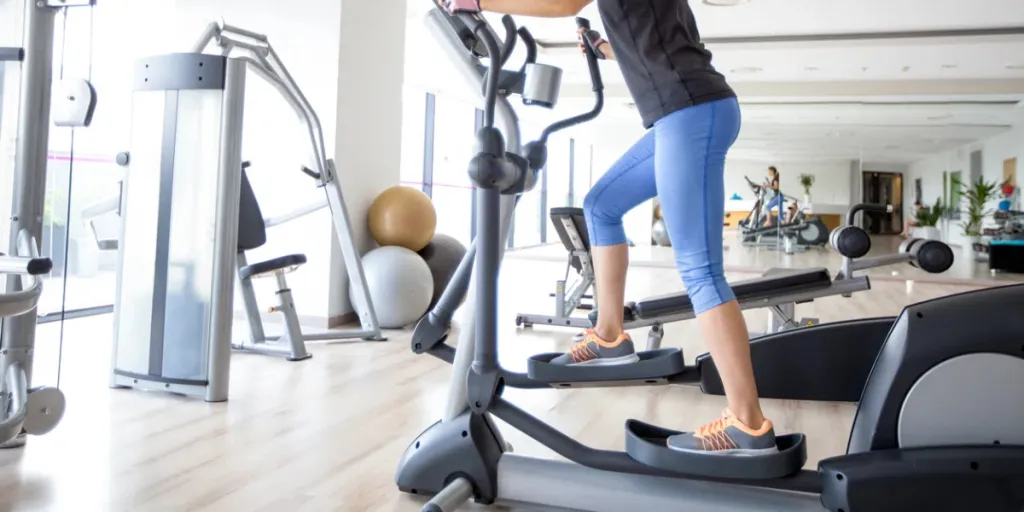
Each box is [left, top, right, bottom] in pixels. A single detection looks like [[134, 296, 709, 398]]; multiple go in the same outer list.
[[0, 0, 95, 448]]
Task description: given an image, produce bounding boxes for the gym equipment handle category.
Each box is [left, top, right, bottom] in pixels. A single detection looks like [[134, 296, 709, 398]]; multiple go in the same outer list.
[[0, 256, 52, 276], [499, 15, 517, 68], [575, 17, 605, 92], [846, 203, 893, 226]]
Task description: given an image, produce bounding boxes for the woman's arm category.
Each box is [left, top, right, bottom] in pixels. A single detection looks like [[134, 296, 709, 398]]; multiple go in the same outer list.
[[480, 0, 593, 18]]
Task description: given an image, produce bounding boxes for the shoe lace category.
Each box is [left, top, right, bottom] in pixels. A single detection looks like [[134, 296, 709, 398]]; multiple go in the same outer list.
[[568, 339, 596, 363], [696, 415, 730, 438], [695, 411, 736, 451]]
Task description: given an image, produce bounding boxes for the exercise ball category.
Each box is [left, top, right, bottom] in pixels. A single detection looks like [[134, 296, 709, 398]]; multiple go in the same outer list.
[[418, 234, 468, 308], [368, 186, 437, 251], [350, 246, 433, 329], [652, 219, 671, 246]]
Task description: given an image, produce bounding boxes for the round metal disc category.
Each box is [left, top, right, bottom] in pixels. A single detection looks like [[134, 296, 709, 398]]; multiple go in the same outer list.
[[899, 353, 1024, 448], [23, 387, 66, 436]]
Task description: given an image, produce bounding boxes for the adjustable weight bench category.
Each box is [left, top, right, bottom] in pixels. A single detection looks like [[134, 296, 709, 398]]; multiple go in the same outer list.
[[515, 207, 596, 329]]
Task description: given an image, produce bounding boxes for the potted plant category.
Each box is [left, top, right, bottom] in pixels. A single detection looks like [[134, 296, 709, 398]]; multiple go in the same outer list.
[[959, 176, 999, 261], [798, 174, 815, 206], [913, 198, 944, 241]]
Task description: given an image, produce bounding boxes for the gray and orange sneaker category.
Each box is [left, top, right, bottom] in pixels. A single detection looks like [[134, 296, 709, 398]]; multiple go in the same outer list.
[[551, 331, 640, 366], [667, 409, 778, 456]]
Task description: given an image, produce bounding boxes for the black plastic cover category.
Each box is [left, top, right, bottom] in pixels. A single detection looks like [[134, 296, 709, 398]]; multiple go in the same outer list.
[[698, 318, 895, 402], [819, 446, 1024, 512], [848, 284, 1024, 453]]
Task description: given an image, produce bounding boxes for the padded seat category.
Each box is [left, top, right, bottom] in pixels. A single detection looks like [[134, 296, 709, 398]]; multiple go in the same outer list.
[[240, 254, 307, 280], [550, 207, 591, 272], [632, 267, 832, 319]]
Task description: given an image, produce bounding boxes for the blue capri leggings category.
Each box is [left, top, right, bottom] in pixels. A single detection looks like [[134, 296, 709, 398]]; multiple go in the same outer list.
[[583, 97, 741, 315]]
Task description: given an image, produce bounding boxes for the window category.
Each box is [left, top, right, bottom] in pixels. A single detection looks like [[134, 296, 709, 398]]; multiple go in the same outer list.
[[544, 134, 572, 243], [400, 88, 427, 188], [431, 95, 476, 245], [573, 141, 593, 208]]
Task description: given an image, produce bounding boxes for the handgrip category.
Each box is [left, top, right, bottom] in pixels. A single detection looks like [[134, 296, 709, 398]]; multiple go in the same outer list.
[[518, 27, 537, 67], [27, 258, 53, 276], [499, 15, 517, 67], [575, 17, 604, 92]]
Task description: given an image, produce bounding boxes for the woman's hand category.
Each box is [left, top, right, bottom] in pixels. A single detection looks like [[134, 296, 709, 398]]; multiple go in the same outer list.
[[577, 27, 613, 60], [436, 0, 481, 14]]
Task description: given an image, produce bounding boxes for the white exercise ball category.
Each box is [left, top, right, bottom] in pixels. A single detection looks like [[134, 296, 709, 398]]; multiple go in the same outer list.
[[350, 246, 434, 329]]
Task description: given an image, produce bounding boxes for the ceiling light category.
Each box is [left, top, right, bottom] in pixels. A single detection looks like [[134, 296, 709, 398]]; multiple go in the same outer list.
[[730, 66, 762, 74], [1006, 64, 1024, 70], [703, 0, 750, 5]]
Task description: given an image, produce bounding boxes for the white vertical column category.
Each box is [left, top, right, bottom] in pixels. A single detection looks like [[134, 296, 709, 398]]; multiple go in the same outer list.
[[328, 0, 408, 322]]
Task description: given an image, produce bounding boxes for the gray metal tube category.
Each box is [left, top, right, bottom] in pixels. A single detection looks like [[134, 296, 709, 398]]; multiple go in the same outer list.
[[2, 1, 57, 395], [220, 23, 270, 44], [263, 197, 328, 228], [848, 253, 913, 272], [0, 256, 40, 275], [190, 22, 221, 53], [204, 59, 247, 403], [472, 187, 501, 373], [0, 362, 28, 445], [423, 477, 474, 512], [497, 454, 824, 512]]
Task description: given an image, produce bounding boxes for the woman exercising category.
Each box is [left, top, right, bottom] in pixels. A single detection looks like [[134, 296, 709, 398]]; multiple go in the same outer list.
[[440, 0, 778, 456], [762, 166, 783, 227]]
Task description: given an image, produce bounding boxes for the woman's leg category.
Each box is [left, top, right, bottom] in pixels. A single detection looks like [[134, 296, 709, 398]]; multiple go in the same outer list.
[[654, 98, 776, 455], [551, 130, 657, 366]]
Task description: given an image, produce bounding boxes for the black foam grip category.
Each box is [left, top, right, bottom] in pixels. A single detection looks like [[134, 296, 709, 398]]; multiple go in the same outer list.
[[913, 239, 954, 273], [26, 257, 53, 276], [831, 226, 871, 258]]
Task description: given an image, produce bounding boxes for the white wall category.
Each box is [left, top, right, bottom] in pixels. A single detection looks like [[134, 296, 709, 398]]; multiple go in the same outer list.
[[905, 126, 1022, 246]]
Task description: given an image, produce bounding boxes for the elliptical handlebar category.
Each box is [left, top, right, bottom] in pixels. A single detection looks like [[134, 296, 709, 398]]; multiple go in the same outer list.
[[537, 18, 604, 144], [498, 15, 518, 68]]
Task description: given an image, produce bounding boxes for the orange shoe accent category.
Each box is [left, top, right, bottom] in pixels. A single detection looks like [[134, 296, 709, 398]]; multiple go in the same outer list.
[[588, 331, 631, 348], [567, 331, 630, 363], [694, 409, 773, 449]]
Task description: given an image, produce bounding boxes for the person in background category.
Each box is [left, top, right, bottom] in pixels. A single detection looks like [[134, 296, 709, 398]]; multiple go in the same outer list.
[[762, 166, 782, 227], [903, 199, 924, 237], [439, 0, 779, 458]]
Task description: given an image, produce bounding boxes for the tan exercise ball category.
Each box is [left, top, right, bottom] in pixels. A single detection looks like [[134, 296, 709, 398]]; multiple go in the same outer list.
[[368, 186, 437, 251]]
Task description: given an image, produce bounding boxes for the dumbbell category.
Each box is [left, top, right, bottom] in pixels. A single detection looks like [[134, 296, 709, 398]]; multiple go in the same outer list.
[[830, 225, 871, 258], [899, 238, 955, 274]]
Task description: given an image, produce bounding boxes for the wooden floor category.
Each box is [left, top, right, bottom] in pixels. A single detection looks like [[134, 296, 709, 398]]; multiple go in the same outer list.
[[0, 243, 1006, 512]]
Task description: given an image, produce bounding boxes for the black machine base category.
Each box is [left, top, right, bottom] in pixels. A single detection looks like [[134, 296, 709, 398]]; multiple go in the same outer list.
[[395, 413, 503, 505], [819, 446, 1024, 512], [624, 419, 807, 480], [698, 318, 896, 402], [527, 349, 685, 386]]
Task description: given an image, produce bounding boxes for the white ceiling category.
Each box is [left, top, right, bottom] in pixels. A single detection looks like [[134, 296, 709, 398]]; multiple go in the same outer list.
[[404, 0, 1024, 164]]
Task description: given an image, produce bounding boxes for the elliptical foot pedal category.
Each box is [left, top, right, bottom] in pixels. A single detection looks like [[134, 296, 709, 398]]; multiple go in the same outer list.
[[527, 349, 685, 387], [624, 419, 806, 480]]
